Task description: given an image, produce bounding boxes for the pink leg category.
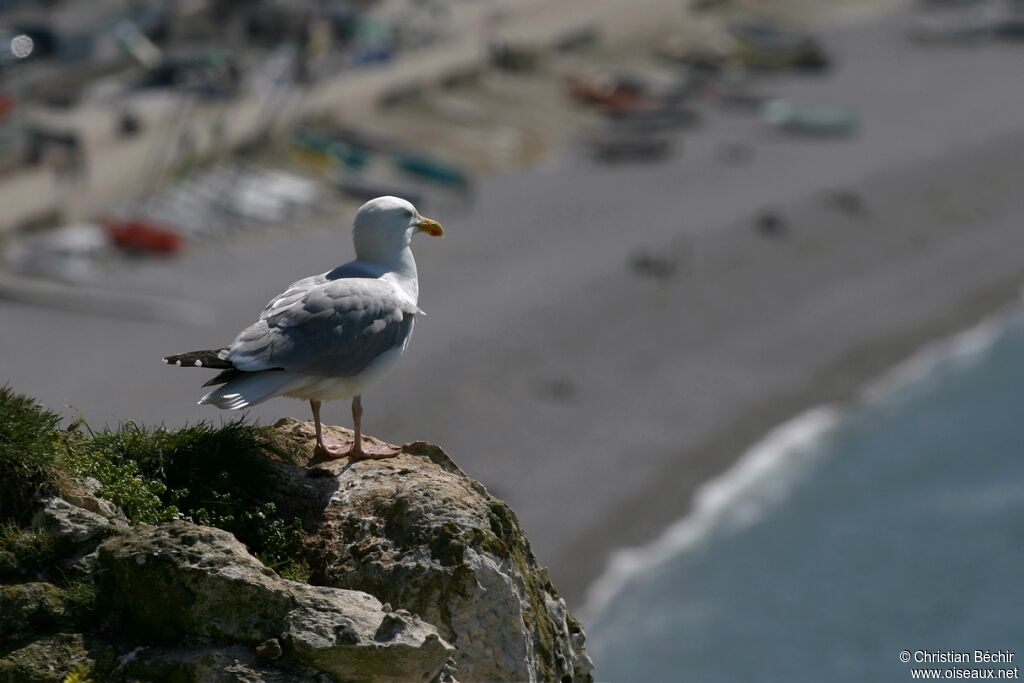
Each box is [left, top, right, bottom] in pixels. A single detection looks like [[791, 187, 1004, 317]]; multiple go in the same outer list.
[[310, 397, 397, 462], [347, 395, 399, 461]]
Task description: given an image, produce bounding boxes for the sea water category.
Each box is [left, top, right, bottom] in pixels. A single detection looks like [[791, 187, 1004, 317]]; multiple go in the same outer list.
[[586, 309, 1024, 682]]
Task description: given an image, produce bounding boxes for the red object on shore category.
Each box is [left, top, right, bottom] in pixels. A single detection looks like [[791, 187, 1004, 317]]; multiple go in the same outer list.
[[567, 74, 653, 110], [103, 219, 185, 255]]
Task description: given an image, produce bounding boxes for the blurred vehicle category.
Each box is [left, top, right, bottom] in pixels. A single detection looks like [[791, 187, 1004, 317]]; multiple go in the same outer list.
[[103, 218, 184, 256], [568, 72, 654, 110], [727, 21, 831, 72], [582, 128, 674, 162], [392, 151, 472, 191], [762, 99, 861, 137]]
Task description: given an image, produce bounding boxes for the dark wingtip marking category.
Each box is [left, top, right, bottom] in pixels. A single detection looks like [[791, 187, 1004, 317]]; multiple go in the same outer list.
[[163, 349, 233, 370]]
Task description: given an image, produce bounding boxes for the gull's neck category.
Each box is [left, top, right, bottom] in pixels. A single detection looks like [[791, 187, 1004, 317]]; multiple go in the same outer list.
[[375, 246, 419, 303]]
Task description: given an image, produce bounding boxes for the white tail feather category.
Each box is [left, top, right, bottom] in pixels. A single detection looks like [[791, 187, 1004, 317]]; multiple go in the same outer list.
[[198, 372, 298, 409]]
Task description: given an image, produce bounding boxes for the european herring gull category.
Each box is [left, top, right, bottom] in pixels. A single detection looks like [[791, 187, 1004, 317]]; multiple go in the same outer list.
[[163, 196, 444, 461]]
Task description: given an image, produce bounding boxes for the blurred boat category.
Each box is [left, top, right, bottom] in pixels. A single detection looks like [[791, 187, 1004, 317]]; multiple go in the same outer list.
[[292, 127, 370, 171], [201, 166, 323, 225], [568, 72, 654, 110], [727, 21, 832, 72], [255, 170, 322, 208], [489, 42, 542, 72], [103, 219, 184, 255], [4, 223, 109, 282], [582, 128, 674, 162], [392, 152, 471, 191], [653, 34, 733, 74], [331, 172, 425, 207], [118, 164, 325, 241], [762, 99, 861, 137], [714, 84, 772, 112], [603, 104, 701, 132]]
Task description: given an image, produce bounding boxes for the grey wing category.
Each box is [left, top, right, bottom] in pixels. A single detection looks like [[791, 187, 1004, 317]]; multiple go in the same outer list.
[[258, 274, 327, 321], [258, 263, 383, 321], [228, 278, 416, 378]]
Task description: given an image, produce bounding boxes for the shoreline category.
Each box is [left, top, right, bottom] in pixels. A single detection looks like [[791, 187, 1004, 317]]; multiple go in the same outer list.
[[559, 268, 1024, 609], [579, 293, 1024, 624]]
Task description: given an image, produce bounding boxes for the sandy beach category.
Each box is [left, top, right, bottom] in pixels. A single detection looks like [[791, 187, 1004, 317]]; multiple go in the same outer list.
[[3, 4, 1024, 610]]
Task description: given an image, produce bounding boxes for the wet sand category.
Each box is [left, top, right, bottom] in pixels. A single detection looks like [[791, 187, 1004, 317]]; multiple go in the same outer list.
[[4, 7, 1024, 608]]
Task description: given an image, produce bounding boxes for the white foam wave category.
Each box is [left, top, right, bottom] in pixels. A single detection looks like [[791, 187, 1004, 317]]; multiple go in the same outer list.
[[859, 312, 1013, 405], [580, 295, 1024, 626], [579, 405, 841, 624]]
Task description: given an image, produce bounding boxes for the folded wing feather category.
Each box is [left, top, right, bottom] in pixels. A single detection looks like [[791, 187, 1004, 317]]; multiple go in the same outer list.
[[228, 277, 418, 379]]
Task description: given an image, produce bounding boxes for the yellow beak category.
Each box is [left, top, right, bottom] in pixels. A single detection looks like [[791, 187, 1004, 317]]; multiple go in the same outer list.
[[416, 216, 445, 237]]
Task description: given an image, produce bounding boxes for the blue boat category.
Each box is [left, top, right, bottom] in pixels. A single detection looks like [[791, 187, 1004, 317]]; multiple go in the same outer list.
[[292, 128, 370, 170], [392, 152, 471, 191]]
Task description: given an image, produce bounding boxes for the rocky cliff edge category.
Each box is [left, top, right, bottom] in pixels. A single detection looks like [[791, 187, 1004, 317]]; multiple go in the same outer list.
[[0, 410, 593, 683]]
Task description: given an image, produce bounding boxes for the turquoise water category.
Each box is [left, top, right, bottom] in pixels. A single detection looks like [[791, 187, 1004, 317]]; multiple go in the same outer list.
[[587, 312, 1024, 682]]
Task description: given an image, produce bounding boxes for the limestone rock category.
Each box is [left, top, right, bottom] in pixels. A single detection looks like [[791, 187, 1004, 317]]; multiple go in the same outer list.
[[65, 477, 127, 521], [97, 521, 454, 682], [31, 496, 124, 553], [280, 419, 594, 683]]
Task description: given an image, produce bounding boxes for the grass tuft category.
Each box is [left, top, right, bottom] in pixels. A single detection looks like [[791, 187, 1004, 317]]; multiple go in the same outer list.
[[0, 523, 59, 582], [0, 386, 64, 524]]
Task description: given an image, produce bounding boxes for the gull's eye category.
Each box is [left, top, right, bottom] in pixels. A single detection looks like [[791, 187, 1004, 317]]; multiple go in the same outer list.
[[404, 209, 413, 218]]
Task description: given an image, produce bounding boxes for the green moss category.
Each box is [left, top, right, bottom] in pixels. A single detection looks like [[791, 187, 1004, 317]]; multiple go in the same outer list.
[[0, 386, 64, 524], [0, 386, 310, 582]]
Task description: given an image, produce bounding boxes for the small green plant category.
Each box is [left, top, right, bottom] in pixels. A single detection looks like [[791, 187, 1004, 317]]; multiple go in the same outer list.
[[62, 425, 177, 525], [62, 663, 94, 683]]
